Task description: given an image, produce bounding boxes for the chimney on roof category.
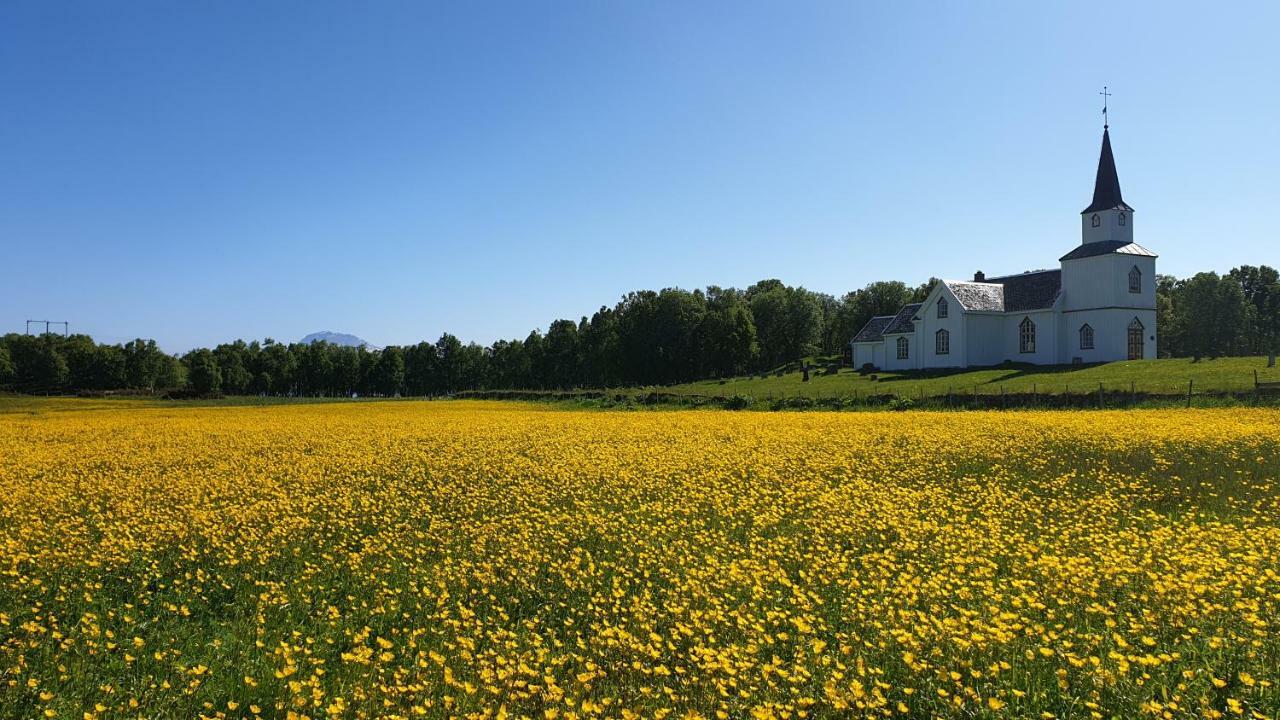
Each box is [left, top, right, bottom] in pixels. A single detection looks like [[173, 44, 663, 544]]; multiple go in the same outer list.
[[974, 270, 985, 282]]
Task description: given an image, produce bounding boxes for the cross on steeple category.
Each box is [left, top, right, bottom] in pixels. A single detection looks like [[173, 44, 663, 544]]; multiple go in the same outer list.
[[1100, 86, 1111, 128]]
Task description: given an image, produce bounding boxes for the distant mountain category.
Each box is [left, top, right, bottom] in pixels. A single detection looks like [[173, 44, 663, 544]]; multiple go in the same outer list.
[[300, 331, 374, 349]]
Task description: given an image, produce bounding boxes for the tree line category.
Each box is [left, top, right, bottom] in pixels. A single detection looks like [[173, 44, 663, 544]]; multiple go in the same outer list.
[[2, 266, 1276, 396]]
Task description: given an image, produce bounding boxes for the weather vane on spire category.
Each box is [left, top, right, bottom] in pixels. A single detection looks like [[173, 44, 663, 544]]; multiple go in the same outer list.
[[1100, 86, 1111, 129]]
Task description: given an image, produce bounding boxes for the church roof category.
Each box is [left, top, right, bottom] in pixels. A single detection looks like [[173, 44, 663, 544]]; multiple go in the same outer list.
[[1059, 240, 1158, 262], [991, 269, 1062, 312], [852, 315, 895, 344], [944, 281, 1005, 312], [882, 303, 923, 335], [941, 270, 1062, 313], [1082, 127, 1134, 214]]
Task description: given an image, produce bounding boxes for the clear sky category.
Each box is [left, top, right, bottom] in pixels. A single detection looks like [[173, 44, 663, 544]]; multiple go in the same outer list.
[[3, 1, 1277, 352]]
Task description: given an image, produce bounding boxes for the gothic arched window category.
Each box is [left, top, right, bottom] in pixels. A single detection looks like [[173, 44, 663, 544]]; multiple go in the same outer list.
[[1118, 212, 1126, 226], [1079, 324, 1094, 350], [1019, 317, 1036, 354], [1091, 214, 1100, 228], [935, 329, 949, 355], [1129, 265, 1142, 294], [1127, 318, 1145, 360], [937, 297, 948, 319], [896, 336, 909, 360]]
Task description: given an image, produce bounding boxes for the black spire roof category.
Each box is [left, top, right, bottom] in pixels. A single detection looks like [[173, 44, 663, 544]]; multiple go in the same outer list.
[[1082, 127, 1133, 214]]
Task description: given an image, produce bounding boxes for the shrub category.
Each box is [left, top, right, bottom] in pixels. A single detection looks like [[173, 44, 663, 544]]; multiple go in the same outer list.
[[887, 396, 915, 411]]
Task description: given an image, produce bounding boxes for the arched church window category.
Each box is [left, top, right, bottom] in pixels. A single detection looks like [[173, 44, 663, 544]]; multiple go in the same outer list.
[[935, 329, 949, 355], [1019, 317, 1036, 354], [937, 297, 948, 319], [896, 336, 909, 360], [1091, 214, 1100, 228], [1127, 318, 1145, 360], [1129, 265, 1142, 293], [1079, 324, 1094, 350], [1118, 212, 1126, 226]]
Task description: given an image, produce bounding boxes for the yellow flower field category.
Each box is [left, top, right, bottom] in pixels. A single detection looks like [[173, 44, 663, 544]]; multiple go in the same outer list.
[[2, 401, 1279, 719]]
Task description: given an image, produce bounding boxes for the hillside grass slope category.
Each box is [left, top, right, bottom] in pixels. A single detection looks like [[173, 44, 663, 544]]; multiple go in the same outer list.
[[659, 355, 1279, 400]]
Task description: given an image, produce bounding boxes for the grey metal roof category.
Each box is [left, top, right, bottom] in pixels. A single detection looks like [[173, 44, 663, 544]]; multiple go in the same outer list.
[[882, 303, 922, 335], [1059, 241, 1158, 262], [944, 281, 1005, 312], [989, 269, 1062, 312], [852, 315, 894, 344]]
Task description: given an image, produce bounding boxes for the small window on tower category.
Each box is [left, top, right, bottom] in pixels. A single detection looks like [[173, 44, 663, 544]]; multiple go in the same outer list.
[[1129, 265, 1142, 294], [1091, 214, 1100, 228], [1118, 212, 1126, 226]]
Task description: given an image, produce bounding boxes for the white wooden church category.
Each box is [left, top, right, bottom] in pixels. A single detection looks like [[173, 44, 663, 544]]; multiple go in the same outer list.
[[851, 124, 1157, 370]]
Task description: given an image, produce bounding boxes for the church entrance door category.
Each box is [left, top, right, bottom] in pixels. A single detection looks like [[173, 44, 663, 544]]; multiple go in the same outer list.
[[1127, 319, 1144, 360]]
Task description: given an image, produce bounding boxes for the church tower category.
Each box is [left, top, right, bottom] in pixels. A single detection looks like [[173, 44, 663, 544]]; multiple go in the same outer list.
[[1058, 114, 1157, 362], [1080, 127, 1134, 245]]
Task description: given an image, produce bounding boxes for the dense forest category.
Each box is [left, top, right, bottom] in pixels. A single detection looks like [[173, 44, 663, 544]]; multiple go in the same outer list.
[[3, 266, 1277, 396]]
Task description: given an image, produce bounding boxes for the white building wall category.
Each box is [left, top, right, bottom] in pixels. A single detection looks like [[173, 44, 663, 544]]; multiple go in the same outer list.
[[1059, 252, 1156, 362], [917, 287, 966, 369], [882, 332, 918, 371], [1002, 309, 1058, 365], [1061, 254, 1156, 312], [852, 342, 880, 369], [964, 314, 1005, 367], [1080, 208, 1134, 245], [1058, 308, 1157, 362]]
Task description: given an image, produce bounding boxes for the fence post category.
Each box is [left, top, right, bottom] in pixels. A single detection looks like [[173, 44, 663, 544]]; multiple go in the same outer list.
[[1032, 383, 1037, 407], [1186, 379, 1193, 408], [1097, 382, 1104, 409], [1001, 385, 1006, 409], [1130, 380, 1136, 407]]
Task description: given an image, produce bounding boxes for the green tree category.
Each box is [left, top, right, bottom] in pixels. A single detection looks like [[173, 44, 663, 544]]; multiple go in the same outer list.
[[1155, 274, 1184, 358], [374, 346, 406, 396], [544, 319, 581, 388], [0, 345, 15, 385], [436, 334, 465, 393], [701, 286, 758, 377], [1229, 265, 1280, 355], [123, 339, 166, 389], [185, 349, 222, 394], [1180, 272, 1247, 360]]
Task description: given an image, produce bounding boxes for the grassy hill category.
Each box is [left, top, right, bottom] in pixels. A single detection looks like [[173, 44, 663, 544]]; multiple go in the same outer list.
[[656, 356, 1280, 401]]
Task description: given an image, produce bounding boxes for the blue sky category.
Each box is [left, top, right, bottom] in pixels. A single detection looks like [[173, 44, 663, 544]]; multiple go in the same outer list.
[[2, 2, 1277, 352]]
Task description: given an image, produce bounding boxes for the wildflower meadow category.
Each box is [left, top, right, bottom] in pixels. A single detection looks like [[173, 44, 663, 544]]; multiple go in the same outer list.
[[2, 401, 1278, 719]]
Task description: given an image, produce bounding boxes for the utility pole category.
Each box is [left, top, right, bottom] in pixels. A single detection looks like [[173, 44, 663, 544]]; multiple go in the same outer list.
[[26, 320, 69, 337]]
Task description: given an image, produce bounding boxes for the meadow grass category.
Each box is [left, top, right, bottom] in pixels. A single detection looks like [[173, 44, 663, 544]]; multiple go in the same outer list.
[[658, 355, 1279, 400]]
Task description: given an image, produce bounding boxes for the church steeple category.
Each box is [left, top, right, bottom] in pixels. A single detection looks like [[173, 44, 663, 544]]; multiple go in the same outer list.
[[1079, 123, 1134, 246], [1082, 127, 1132, 214]]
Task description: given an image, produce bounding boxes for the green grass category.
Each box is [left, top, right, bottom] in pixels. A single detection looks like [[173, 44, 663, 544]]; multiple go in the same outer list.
[[656, 355, 1280, 400]]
